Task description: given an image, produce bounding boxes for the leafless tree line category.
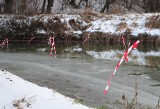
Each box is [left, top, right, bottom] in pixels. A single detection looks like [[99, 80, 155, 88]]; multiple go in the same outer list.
[[0, 0, 160, 15]]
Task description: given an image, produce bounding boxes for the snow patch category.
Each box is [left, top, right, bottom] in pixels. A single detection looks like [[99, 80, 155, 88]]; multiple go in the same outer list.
[[0, 70, 92, 109]]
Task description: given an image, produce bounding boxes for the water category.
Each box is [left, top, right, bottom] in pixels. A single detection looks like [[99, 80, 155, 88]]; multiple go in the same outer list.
[[0, 42, 160, 108]]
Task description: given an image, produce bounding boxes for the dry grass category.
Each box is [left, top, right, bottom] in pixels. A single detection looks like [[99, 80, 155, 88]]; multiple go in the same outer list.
[[121, 79, 160, 109], [80, 8, 96, 23], [80, 8, 115, 21], [145, 56, 160, 68], [125, 28, 132, 34], [145, 15, 160, 29], [68, 19, 81, 31], [110, 6, 126, 14], [156, 97, 160, 109], [12, 96, 35, 109], [117, 22, 128, 31], [131, 22, 138, 28]]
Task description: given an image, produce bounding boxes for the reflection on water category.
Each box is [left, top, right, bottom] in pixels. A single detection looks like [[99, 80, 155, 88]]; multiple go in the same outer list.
[[1, 42, 160, 62], [1, 42, 159, 52]]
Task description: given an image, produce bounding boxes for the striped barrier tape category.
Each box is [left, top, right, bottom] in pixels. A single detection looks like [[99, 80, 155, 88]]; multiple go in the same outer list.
[[122, 35, 126, 47], [49, 36, 56, 57], [104, 37, 140, 95], [0, 38, 8, 48]]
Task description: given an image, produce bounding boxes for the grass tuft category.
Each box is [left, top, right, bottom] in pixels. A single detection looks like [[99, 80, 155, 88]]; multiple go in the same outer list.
[[117, 22, 128, 31], [97, 105, 108, 109], [145, 15, 160, 29]]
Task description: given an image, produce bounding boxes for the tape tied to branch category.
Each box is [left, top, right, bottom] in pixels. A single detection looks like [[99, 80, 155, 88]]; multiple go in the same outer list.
[[104, 36, 140, 95]]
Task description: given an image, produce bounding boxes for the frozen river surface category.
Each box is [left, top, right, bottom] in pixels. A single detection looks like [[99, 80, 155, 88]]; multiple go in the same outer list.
[[0, 48, 160, 108]]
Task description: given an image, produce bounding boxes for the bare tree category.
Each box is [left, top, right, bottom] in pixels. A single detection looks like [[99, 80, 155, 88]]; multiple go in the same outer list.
[[124, 0, 128, 8], [143, 0, 160, 12], [61, 0, 69, 10], [77, 0, 88, 8], [4, 0, 14, 13], [41, 0, 46, 13], [69, 0, 77, 8], [100, 0, 115, 13], [12, 0, 40, 15], [128, 0, 134, 10], [47, 0, 54, 14]]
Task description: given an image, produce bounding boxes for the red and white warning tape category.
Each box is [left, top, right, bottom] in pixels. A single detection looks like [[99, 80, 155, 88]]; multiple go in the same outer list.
[[0, 38, 8, 48], [122, 35, 126, 47], [49, 36, 56, 57], [104, 37, 140, 95]]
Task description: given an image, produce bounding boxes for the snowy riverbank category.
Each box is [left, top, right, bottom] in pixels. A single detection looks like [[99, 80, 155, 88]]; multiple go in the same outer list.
[[0, 69, 92, 109], [0, 13, 160, 38]]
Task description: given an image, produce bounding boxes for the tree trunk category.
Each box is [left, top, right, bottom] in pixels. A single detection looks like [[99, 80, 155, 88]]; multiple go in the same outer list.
[[85, 0, 88, 8], [100, 0, 109, 13], [47, 0, 54, 14], [129, 0, 134, 10], [155, 0, 159, 12], [61, 0, 67, 10], [70, 0, 77, 8], [149, 0, 154, 12], [41, 0, 46, 13], [4, 0, 13, 14], [125, 0, 128, 8], [78, 0, 88, 8], [70, 0, 75, 5], [78, 0, 82, 8]]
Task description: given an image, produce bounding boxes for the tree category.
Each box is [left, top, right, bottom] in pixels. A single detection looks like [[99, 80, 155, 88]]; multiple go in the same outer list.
[[100, 0, 115, 13], [61, 0, 69, 10], [69, 0, 77, 8], [41, 0, 54, 14], [143, 0, 160, 12], [77, 0, 88, 8], [124, 0, 128, 8], [4, 0, 14, 14], [47, 0, 54, 14], [128, 0, 134, 10], [41, 0, 46, 13]]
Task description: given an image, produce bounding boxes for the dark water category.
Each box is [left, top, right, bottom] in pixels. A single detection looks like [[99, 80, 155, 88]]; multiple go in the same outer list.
[[1, 42, 160, 52]]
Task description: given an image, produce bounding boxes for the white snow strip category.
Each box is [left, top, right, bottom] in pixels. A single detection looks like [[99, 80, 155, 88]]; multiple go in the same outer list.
[[86, 13, 160, 36], [0, 70, 93, 109]]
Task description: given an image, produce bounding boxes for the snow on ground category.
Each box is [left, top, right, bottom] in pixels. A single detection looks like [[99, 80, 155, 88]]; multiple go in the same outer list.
[[86, 13, 160, 36], [0, 13, 160, 37], [0, 69, 93, 109], [86, 49, 160, 66]]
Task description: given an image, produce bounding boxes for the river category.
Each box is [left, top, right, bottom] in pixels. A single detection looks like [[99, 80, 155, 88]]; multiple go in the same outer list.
[[0, 42, 160, 108]]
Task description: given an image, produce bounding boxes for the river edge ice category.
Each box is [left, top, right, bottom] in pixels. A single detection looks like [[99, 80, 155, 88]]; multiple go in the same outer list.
[[0, 69, 93, 109]]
